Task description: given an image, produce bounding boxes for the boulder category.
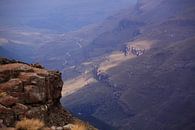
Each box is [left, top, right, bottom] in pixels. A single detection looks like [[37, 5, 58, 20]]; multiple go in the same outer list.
[[0, 58, 73, 127], [0, 95, 18, 107]]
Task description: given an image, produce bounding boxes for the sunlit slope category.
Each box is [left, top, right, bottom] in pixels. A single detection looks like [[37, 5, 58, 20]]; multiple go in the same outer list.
[[61, 0, 195, 130]]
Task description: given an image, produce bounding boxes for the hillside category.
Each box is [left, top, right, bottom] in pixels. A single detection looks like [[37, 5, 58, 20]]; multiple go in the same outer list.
[[0, 0, 195, 129], [0, 0, 136, 64], [60, 0, 195, 130]]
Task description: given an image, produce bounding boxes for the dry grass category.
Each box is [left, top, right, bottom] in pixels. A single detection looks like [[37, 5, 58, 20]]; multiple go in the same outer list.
[[15, 118, 44, 130], [72, 122, 88, 130], [0, 92, 7, 97], [62, 74, 96, 97]]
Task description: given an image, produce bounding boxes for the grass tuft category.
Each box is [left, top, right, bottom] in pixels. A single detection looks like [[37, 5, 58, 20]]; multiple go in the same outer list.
[[72, 122, 88, 130], [0, 92, 7, 97], [16, 118, 44, 130]]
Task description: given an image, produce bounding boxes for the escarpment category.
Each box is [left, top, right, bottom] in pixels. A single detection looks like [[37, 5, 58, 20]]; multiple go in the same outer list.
[[0, 57, 73, 127]]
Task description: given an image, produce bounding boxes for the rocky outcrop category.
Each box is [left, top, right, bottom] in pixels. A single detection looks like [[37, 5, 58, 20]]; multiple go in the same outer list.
[[123, 45, 145, 56], [0, 57, 73, 127]]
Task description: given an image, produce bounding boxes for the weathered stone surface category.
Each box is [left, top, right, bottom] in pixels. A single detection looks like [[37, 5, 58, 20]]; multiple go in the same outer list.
[[0, 78, 23, 92], [0, 58, 73, 127], [0, 104, 12, 114], [24, 85, 46, 104], [12, 103, 29, 114], [30, 63, 44, 69], [0, 95, 18, 107]]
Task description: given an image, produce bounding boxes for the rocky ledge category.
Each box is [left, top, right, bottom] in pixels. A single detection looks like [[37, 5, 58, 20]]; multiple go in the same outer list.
[[0, 57, 73, 127]]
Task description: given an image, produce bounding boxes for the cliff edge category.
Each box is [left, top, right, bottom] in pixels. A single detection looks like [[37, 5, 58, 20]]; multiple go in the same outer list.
[[0, 57, 82, 128]]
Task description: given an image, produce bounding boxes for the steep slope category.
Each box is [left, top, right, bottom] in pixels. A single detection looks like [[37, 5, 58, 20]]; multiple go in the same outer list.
[[61, 0, 195, 130], [118, 38, 195, 130], [0, 57, 72, 127], [0, 57, 97, 130]]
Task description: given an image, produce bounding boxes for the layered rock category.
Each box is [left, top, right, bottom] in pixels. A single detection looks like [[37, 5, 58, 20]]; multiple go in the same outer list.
[[0, 57, 73, 127]]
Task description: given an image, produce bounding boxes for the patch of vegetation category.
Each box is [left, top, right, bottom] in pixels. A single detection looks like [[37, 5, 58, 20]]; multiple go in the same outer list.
[[73, 121, 98, 130], [16, 118, 44, 130], [0, 92, 7, 97]]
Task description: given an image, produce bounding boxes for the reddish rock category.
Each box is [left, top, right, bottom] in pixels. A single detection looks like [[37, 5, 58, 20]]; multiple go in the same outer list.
[[12, 103, 28, 114], [24, 85, 46, 104], [0, 96, 18, 107], [43, 127, 52, 130], [0, 63, 34, 84], [9, 92, 26, 103], [31, 63, 44, 69], [0, 104, 15, 126], [0, 78, 23, 93], [1, 128, 15, 130], [0, 58, 73, 127], [0, 104, 12, 114]]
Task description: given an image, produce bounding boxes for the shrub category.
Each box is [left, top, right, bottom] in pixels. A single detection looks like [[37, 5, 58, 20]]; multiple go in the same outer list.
[[16, 118, 44, 130]]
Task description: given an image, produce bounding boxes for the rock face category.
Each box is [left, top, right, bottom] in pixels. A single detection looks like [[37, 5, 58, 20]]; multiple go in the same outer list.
[[0, 57, 73, 127]]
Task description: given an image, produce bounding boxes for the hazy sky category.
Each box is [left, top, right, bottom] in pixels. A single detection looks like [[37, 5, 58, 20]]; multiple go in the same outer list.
[[0, 0, 137, 32]]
